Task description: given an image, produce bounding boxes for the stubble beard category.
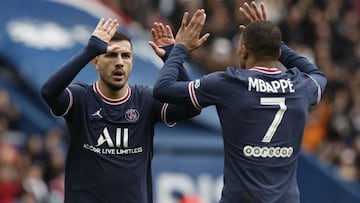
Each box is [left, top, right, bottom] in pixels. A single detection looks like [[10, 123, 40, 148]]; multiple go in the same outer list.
[[101, 75, 127, 91], [107, 81, 125, 91]]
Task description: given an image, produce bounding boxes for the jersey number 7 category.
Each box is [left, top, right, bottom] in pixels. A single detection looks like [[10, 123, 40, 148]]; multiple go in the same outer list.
[[260, 97, 287, 143]]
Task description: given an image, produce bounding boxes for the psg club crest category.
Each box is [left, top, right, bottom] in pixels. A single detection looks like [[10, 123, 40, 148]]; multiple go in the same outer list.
[[125, 109, 139, 122]]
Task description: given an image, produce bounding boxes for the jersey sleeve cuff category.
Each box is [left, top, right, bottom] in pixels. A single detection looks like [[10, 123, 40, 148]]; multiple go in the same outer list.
[[161, 103, 177, 127]]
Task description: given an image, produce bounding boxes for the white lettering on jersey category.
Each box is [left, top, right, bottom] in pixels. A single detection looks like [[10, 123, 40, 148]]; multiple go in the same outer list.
[[83, 143, 143, 155], [83, 127, 142, 155], [96, 127, 129, 148], [96, 127, 114, 147], [248, 77, 295, 93]]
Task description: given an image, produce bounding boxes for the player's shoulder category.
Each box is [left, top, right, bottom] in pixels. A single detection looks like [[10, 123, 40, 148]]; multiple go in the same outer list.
[[129, 84, 159, 107], [225, 66, 251, 76], [285, 67, 314, 81], [222, 66, 252, 80], [202, 67, 239, 80], [68, 82, 92, 91], [285, 67, 301, 75]]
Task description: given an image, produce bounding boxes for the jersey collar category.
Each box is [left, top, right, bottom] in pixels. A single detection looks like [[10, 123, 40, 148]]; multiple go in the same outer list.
[[250, 67, 282, 74], [93, 81, 131, 105]]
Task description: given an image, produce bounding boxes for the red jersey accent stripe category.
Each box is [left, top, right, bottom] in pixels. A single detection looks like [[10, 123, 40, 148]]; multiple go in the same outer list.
[[250, 67, 282, 74], [188, 81, 201, 110], [161, 103, 176, 127]]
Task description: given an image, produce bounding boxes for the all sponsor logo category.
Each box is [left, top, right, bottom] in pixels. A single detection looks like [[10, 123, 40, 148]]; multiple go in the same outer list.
[[83, 127, 143, 155]]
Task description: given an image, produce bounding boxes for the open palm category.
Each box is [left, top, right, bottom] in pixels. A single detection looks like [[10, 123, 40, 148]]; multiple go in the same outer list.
[[148, 22, 175, 57]]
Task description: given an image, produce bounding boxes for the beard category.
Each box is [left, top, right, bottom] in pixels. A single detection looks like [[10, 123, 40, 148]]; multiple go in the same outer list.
[[107, 81, 125, 90], [100, 74, 127, 91]]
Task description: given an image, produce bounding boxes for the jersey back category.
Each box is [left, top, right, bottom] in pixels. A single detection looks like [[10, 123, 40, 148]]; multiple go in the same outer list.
[[191, 67, 321, 203]]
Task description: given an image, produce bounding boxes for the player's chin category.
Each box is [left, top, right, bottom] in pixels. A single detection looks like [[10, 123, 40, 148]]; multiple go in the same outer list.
[[108, 80, 126, 90]]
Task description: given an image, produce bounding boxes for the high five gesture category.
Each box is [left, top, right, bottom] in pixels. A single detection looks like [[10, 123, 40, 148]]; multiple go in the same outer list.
[[174, 9, 210, 52]]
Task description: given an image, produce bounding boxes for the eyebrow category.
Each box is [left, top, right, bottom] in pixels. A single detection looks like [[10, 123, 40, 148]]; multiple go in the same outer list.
[[107, 47, 131, 53]]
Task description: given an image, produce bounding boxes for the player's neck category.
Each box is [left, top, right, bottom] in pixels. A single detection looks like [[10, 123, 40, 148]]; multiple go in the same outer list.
[[246, 58, 278, 70]]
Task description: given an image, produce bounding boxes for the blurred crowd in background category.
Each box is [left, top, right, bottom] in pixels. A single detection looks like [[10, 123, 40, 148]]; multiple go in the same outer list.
[[0, 88, 66, 202], [1, 0, 360, 202]]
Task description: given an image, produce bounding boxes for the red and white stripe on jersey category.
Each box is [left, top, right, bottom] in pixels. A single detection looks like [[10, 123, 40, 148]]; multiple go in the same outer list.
[[188, 81, 202, 110], [161, 103, 176, 127], [93, 81, 131, 105], [250, 67, 282, 74]]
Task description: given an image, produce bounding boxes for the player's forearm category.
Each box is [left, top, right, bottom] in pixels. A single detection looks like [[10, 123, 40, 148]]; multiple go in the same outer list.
[[166, 104, 201, 123], [160, 44, 191, 81], [154, 44, 191, 103], [279, 42, 320, 74], [279, 42, 327, 93], [41, 36, 106, 103]]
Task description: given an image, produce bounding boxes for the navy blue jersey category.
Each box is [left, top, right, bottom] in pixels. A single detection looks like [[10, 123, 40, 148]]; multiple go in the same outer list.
[[60, 82, 169, 203], [153, 44, 327, 203], [190, 67, 320, 203], [41, 36, 200, 203]]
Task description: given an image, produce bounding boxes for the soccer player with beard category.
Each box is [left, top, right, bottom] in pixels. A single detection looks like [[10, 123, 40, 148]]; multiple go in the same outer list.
[[41, 18, 200, 203], [153, 3, 327, 203]]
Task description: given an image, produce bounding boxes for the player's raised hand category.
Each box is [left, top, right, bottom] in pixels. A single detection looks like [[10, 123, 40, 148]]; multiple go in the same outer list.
[[239, 1, 266, 31], [175, 9, 210, 52], [92, 18, 119, 43], [148, 22, 175, 57]]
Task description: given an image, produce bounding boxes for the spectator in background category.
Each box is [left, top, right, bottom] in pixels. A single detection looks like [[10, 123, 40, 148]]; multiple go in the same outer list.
[[42, 127, 66, 184], [0, 89, 20, 132], [22, 134, 45, 165], [302, 98, 331, 153], [336, 147, 358, 181], [22, 163, 49, 203], [0, 89, 25, 203], [0, 141, 22, 203], [0, 89, 25, 150], [47, 170, 65, 203]]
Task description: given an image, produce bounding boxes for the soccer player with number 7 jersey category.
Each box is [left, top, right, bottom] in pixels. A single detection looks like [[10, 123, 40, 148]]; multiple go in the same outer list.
[[153, 2, 327, 203]]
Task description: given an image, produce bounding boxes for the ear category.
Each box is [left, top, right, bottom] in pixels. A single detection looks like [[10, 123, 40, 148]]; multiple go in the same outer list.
[[91, 57, 99, 70], [277, 48, 282, 59], [241, 45, 248, 59]]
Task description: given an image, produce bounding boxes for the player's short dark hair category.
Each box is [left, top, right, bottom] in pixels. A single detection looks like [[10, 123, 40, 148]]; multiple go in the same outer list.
[[241, 20, 281, 60], [111, 31, 132, 48]]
